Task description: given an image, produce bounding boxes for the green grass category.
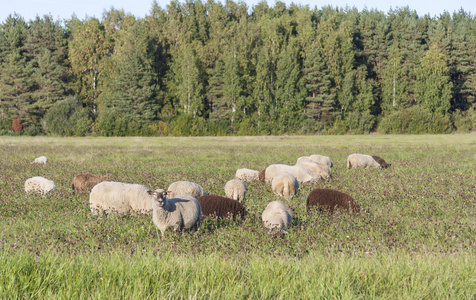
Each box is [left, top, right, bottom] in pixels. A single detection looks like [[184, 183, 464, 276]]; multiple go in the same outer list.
[[0, 134, 475, 298]]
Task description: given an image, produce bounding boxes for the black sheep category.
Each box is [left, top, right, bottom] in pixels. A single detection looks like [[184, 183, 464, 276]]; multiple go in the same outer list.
[[306, 188, 361, 214], [197, 195, 248, 219]]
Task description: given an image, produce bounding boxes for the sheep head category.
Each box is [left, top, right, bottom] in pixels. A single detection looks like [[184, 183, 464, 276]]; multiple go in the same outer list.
[[148, 189, 167, 207]]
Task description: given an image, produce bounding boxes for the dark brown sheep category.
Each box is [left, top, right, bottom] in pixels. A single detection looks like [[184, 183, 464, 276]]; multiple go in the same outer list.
[[72, 173, 111, 193], [306, 188, 361, 214], [372, 156, 391, 168], [259, 169, 266, 182], [197, 195, 247, 219]]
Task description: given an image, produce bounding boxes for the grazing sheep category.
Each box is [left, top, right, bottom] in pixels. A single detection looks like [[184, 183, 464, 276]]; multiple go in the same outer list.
[[271, 172, 299, 199], [31, 156, 48, 164], [149, 190, 202, 236], [167, 181, 207, 199], [306, 188, 361, 214], [301, 154, 333, 168], [24, 176, 56, 195], [235, 168, 260, 182], [296, 156, 333, 176], [259, 164, 319, 184], [347, 153, 381, 169], [224, 179, 247, 202], [372, 156, 391, 168], [89, 181, 158, 214], [262, 201, 293, 233], [197, 195, 247, 219], [72, 173, 111, 193], [296, 160, 331, 180]]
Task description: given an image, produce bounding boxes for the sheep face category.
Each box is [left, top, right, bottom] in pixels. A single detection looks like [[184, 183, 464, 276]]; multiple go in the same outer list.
[[148, 190, 167, 207]]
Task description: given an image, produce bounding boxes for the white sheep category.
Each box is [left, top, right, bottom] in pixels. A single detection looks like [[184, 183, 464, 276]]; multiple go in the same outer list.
[[31, 156, 48, 164], [260, 164, 319, 184], [24, 176, 56, 195], [235, 168, 260, 181], [347, 153, 381, 169], [89, 181, 158, 214], [271, 172, 299, 199], [224, 179, 247, 202], [167, 181, 207, 199], [296, 156, 333, 176], [262, 201, 293, 233], [297, 154, 333, 168], [295, 160, 331, 180], [149, 190, 201, 236]]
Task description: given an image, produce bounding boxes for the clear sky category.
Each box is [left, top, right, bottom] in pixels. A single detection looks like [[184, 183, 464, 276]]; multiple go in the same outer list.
[[1, 0, 475, 23]]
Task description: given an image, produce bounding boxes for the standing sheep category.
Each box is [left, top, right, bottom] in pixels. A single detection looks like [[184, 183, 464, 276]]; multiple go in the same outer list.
[[197, 195, 248, 219], [347, 153, 381, 169], [89, 181, 158, 214], [224, 179, 247, 202], [149, 190, 202, 236], [259, 164, 319, 185], [271, 172, 299, 199], [235, 168, 260, 182], [306, 188, 361, 214], [31, 156, 48, 164], [372, 156, 391, 168], [262, 201, 293, 233], [72, 173, 112, 193], [167, 181, 207, 199], [25, 176, 56, 195]]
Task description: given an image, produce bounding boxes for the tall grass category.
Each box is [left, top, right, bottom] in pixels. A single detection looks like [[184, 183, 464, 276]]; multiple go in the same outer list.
[[0, 135, 475, 298]]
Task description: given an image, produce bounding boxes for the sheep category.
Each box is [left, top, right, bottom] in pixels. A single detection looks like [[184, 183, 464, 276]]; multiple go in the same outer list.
[[296, 156, 333, 176], [71, 173, 112, 193], [224, 179, 247, 202], [149, 190, 202, 236], [372, 156, 392, 168], [306, 188, 361, 214], [235, 168, 260, 182], [295, 160, 331, 180], [271, 172, 299, 199], [24, 176, 56, 195], [347, 153, 381, 169], [167, 181, 207, 199], [259, 164, 319, 185], [261, 201, 293, 233], [303, 154, 333, 168], [31, 156, 48, 164], [197, 195, 247, 219], [89, 181, 158, 214]]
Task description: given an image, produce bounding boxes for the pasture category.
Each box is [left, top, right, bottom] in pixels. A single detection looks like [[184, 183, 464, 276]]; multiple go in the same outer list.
[[0, 134, 475, 298]]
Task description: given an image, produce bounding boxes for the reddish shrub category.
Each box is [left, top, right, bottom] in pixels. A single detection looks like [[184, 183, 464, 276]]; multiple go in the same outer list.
[[12, 118, 22, 133]]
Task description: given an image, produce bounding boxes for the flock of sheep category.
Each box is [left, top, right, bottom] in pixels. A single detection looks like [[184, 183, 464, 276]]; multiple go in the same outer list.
[[25, 152, 391, 235]]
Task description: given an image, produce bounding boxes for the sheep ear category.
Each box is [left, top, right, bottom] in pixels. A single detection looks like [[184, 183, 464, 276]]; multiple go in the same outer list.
[[147, 190, 154, 195]]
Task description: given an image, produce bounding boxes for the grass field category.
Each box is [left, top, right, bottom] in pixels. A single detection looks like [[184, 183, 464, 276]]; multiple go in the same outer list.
[[0, 134, 475, 298]]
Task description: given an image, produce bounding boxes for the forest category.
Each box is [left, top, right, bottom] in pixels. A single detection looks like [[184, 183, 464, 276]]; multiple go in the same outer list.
[[0, 0, 475, 136]]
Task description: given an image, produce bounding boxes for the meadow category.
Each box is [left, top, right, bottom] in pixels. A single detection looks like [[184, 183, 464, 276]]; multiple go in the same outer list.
[[0, 134, 475, 298]]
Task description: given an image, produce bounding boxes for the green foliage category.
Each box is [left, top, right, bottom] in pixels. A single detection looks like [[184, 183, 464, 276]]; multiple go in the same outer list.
[[378, 106, 452, 134], [43, 96, 92, 136], [1, 3, 475, 136]]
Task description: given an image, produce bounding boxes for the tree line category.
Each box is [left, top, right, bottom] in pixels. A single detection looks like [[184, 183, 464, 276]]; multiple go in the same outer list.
[[0, 0, 475, 136]]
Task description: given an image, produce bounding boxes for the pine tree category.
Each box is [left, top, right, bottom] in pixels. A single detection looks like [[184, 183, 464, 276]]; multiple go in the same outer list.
[[302, 45, 336, 125], [416, 43, 453, 115]]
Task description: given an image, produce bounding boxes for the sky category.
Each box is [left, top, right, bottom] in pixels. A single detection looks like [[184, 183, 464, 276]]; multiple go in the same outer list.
[[1, 0, 475, 23]]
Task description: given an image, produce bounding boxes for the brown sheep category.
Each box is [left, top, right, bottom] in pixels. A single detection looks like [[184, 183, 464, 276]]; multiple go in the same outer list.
[[372, 156, 391, 168], [306, 188, 361, 214], [72, 173, 111, 193], [259, 169, 266, 182], [197, 195, 247, 219]]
